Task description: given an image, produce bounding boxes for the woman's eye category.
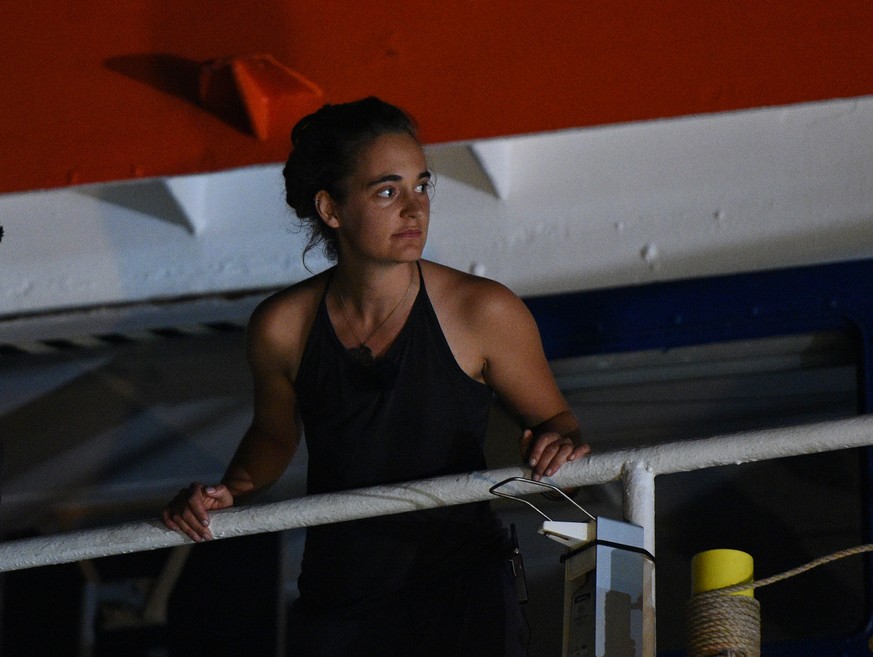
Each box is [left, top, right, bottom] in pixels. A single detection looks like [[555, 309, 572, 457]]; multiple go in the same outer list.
[[416, 181, 434, 197], [377, 188, 396, 199]]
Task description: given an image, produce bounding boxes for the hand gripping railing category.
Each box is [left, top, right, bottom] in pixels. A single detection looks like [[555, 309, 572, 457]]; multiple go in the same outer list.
[[2, 415, 873, 573]]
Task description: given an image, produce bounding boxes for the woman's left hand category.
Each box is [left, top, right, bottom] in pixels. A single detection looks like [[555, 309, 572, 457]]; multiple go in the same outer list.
[[521, 429, 591, 481]]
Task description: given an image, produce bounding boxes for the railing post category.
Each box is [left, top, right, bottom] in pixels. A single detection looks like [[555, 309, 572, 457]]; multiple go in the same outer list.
[[622, 461, 657, 657], [622, 461, 655, 556]]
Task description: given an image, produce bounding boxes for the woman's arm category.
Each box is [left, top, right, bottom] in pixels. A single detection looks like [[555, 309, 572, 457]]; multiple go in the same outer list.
[[162, 296, 302, 541], [221, 302, 301, 496], [477, 283, 590, 480]]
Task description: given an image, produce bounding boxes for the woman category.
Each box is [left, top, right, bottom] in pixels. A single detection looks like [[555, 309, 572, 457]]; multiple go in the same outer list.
[[163, 97, 589, 656]]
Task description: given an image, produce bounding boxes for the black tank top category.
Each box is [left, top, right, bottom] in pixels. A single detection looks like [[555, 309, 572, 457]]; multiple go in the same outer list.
[[294, 263, 507, 609]]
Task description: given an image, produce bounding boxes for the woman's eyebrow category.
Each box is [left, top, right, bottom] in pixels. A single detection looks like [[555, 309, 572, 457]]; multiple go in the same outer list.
[[366, 170, 431, 187]]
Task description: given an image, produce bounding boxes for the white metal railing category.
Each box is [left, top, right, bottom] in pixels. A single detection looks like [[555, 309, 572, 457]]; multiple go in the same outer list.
[[1, 415, 873, 573]]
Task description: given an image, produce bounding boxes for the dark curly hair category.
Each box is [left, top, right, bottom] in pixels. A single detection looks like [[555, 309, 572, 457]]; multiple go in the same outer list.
[[283, 97, 419, 262]]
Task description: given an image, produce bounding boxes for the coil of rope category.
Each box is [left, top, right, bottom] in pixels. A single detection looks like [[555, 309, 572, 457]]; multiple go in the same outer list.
[[687, 543, 873, 657]]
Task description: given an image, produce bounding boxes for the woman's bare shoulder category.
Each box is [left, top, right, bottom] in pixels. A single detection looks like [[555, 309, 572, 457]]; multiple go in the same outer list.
[[246, 269, 332, 359], [421, 260, 526, 326], [421, 259, 503, 291]]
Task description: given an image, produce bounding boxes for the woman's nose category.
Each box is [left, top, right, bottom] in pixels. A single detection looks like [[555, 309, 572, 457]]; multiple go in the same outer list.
[[402, 188, 427, 217]]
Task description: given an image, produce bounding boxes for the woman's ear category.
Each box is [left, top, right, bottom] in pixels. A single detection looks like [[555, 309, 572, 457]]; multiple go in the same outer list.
[[314, 190, 341, 229]]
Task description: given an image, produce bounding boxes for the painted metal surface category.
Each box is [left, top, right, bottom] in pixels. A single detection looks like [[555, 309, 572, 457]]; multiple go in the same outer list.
[[526, 257, 873, 367], [3, 2, 873, 192]]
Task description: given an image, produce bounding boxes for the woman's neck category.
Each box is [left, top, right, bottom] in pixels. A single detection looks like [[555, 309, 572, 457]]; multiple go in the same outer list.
[[329, 260, 420, 364], [332, 260, 418, 312]]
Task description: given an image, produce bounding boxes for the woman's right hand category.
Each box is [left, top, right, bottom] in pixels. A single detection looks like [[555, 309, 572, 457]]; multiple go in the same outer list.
[[162, 481, 234, 542]]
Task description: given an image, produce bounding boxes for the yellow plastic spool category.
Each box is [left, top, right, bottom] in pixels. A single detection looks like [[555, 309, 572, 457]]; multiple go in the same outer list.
[[691, 549, 754, 598]]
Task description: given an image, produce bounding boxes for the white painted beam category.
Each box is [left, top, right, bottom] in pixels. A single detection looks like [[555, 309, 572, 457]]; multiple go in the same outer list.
[[4, 96, 872, 317], [470, 139, 513, 199]]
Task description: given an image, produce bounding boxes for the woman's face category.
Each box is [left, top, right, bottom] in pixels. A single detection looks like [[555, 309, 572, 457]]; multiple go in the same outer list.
[[325, 132, 432, 265]]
